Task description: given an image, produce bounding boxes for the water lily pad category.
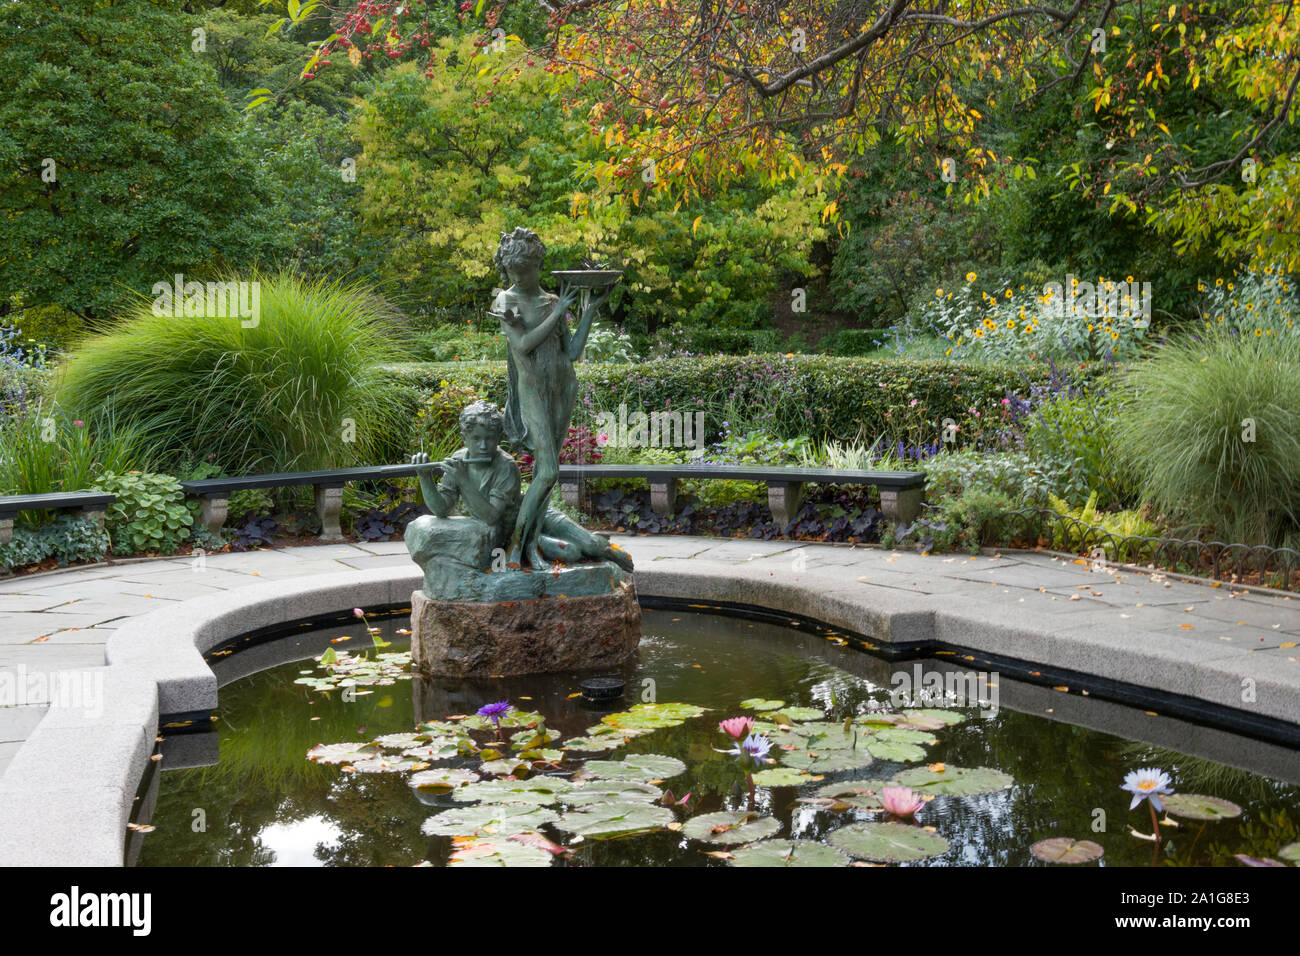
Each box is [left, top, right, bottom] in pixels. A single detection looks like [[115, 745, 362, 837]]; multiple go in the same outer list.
[[771, 721, 861, 750], [453, 777, 575, 805], [479, 757, 531, 776], [349, 755, 426, 773], [681, 811, 781, 845], [1278, 842, 1300, 862], [1162, 793, 1242, 821], [409, 768, 480, 789], [566, 781, 664, 806], [447, 838, 553, 868], [770, 707, 825, 722], [739, 698, 785, 711], [583, 753, 686, 781], [422, 804, 559, 838], [597, 702, 707, 734], [728, 840, 850, 867], [555, 801, 674, 839], [402, 741, 464, 761], [781, 748, 875, 772], [829, 822, 950, 862], [510, 726, 561, 749], [1031, 838, 1104, 864], [306, 742, 381, 764], [751, 767, 817, 787], [561, 735, 627, 752], [892, 765, 1014, 796], [519, 748, 565, 763], [373, 732, 430, 749], [873, 727, 938, 746], [815, 779, 892, 809], [864, 740, 928, 763], [902, 708, 966, 726]]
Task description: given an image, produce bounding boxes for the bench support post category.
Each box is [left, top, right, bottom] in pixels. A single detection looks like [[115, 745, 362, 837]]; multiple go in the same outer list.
[[0, 516, 12, 545], [649, 478, 678, 515], [767, 481, 804, 526], [199, 496, 228, 537], [315, 484, 346, 543], [560, 475, 587, 512], [880, 486, 924, 525]]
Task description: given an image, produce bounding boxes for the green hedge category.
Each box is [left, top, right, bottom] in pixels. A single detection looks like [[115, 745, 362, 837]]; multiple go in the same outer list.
[[381, 354, 1109, 449]]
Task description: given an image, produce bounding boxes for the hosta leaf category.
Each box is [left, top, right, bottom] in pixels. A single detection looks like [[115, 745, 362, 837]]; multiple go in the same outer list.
[[409, 768, 480, 789], [729, 840, 850, 867], [829, 822, 950, 862], [583, 754, 686, 781], [421, 804, 558, 837], [555, 801, 674, 838], [1031, 838, 1104, 864], [681, 811, 781, 845], [1162, 794, 1242, 821], [891, 765, 1014, 795]]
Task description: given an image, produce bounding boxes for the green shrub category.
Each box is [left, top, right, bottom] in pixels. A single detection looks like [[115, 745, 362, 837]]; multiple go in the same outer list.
[[0, 514, 110, 572], [413, 325, 508, 363], [816, 329, 880, 356], [388, 354, 1104, 453], [1112, 327, 1300, 544], [1025, 390, 1126, 508], [91, 471, 193, 556], [887, 487, 1018, 555], [57, 274, 415, 474], [0, 401, 156, 521], [920, 449, 1075, 507]]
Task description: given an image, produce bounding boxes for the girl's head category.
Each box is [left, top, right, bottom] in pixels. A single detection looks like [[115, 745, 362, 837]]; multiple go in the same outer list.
[[494, 227, 546, 284]]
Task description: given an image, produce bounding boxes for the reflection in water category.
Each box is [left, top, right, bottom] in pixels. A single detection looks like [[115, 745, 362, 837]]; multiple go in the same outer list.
[[136, 611, 1300, 867]]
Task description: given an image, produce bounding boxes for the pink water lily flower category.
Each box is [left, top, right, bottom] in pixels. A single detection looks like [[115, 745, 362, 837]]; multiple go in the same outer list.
[[718, 716, 754, 740], [880, 786, 927, 818]]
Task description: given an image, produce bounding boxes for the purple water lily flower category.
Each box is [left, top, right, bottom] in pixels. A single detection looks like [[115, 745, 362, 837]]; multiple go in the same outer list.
[[724, 733, 771, 764], [476, 700, 511, 729]]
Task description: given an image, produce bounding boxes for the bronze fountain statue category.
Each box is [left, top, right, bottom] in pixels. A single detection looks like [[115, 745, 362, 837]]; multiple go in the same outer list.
[[403, 227, 639, 676]]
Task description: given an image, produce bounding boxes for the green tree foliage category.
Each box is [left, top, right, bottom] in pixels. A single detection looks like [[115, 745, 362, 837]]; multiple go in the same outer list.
[[355, 33, 828, 338], [0, 0, 281, 321]]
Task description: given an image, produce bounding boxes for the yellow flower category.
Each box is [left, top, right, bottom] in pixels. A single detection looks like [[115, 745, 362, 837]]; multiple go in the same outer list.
[[1005, 289, 1013, 298], [1255, 329, 1263, 336], [1215, 278, 1223, 286], [945, 348, 952, 355], [1245, 302, 1253, 310], [935, 288, 944, 296], [1019, 284, 1025, 290], [1125, 275, 1133, 282], [1197, 282, 1205, 291], [1006, 319, 1016, 328], [1111, 331, 1119, 339], [966, 272, 977, 282], [1228, 282, 1234, 290]]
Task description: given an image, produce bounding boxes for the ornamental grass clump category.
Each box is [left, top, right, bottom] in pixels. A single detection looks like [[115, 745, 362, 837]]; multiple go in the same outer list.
[[57, 273, 413, 475], [1112, 327, 1300, 545]]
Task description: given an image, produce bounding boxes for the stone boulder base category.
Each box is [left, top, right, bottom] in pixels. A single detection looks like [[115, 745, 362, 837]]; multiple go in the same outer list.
[[411, 582, 641, 677]]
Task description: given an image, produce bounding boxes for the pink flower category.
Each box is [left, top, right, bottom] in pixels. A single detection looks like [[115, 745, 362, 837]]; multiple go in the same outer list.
[[880, 786, 926, 818], [1000, 398, 1011, 405], [72, 420, 84, 427], [718, 716, 754, 739], [596, 432, 610, 447], [353, 608, 365, 619], [909, 399, 919, 406]]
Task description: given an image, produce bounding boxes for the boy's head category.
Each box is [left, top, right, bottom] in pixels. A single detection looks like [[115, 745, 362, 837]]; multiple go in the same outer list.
[[493, 227, 545, 284], [458, 400, 504, 461]]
